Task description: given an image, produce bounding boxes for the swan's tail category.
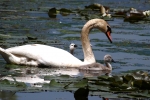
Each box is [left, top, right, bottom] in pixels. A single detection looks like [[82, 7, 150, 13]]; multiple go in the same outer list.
[[0, 47, 38, 66], [0, 47, 22, 64], [0, 47, 13, 63]]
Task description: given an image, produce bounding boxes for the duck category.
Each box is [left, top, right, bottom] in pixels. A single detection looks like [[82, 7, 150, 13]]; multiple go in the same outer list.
[[0, 18, 112, 68], [79, 54, 115, 70], [69, 43, 77, 55]]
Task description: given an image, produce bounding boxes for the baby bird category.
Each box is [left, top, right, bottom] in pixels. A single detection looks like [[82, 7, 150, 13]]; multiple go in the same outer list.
[[79, 54, 115, 71], [69, 43, 77, 55]]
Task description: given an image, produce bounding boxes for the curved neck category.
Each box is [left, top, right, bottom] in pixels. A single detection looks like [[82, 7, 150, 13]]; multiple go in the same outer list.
[[105, 62, 112, 70], [81, 23, 95, 64], [81, 19, 109, 64]]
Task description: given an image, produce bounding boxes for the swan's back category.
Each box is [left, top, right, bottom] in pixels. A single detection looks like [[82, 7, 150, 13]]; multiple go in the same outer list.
[[6, 44, 83, 67]]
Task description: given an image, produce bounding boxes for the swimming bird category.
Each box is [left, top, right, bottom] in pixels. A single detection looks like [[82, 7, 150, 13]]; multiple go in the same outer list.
[[69, 43, 77, 55], [0, 19, 112, 68], [79, 54, 115, 70]]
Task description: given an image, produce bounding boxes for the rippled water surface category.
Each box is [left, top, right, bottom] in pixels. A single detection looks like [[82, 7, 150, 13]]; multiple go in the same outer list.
[[0, 0, 150, 99]]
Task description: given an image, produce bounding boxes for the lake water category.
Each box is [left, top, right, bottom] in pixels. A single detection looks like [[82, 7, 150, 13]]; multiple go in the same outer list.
[[0, 0, 150, 99]]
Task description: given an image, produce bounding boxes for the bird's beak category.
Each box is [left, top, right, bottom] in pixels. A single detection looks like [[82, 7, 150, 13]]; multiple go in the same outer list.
[[74, 44, 77, 48], [111, 59, 115, 63], [106, 30, 112, 43]]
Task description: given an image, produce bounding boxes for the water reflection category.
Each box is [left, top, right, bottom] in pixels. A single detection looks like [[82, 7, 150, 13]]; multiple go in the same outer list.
[[2, 67, 111, 84], [79, 69, 111, 77], [0, 91, 16, 100], [39, 68, 112, 77]]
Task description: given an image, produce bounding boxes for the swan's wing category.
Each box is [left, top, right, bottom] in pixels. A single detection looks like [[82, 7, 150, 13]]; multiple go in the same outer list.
[[6, 44, 83, 67], [6, 44, 57, 60]]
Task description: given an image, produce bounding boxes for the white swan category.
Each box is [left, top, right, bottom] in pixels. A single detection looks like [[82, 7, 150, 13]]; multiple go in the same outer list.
[[69, 43, 77, 55], [0, 18, 112, 68], [79, 54, 115, 70]]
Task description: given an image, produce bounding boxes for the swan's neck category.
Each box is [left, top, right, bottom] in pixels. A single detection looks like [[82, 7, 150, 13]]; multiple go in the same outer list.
[[105, 62, 112, 70], [81, 24, 95, 64]]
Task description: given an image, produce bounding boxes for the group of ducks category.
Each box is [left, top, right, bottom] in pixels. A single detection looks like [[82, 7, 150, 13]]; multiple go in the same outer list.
[[0, 18, 114, 71]]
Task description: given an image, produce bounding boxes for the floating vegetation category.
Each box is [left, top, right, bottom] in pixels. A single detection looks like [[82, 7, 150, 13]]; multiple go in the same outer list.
[[0, 33, 62, 48], [1, 71, 150, 99], [48, 7, 73, 18], [77, 3, 113, 20], [48, 8, 57, 18], [47, 3, 113, 20], [59, 8, 72, 16], [47, 3, 150, 22], [0, 0, 150, 99], [0, 79, 26, 91], [43, 71, 150, 98], [63, 36, 80, 40], [113, 8, 150, 22]]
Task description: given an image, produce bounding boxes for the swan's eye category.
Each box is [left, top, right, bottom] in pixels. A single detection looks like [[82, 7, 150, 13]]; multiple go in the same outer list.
[[107, 26, 111, 33]]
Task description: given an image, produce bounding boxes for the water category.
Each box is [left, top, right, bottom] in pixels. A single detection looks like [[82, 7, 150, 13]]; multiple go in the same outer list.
[[0, 0, 150, 99], [0, 91, 102, 100]]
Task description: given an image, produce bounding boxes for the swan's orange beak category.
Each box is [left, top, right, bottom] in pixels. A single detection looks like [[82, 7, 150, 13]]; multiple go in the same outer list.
[[106, 31, 112, 43]]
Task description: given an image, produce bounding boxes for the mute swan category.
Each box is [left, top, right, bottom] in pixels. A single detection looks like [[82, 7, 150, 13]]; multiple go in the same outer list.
[[0, 18, 112, 68], [69, 43, 77, 55], [79, 54, 114, 70]]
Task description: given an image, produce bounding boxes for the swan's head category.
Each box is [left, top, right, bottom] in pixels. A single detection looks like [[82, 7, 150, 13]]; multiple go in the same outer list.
[[105, 25, 112, 43], [69, 43, 77, 55], [90, 19, 112, 43], [104, 54, 115, 63]]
